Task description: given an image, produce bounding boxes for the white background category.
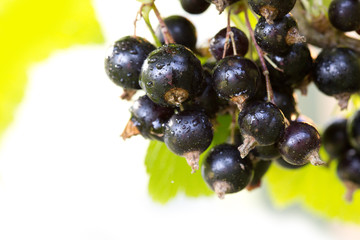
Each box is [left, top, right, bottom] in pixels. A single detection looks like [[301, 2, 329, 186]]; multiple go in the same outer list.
[[0, 0, 359, 239]]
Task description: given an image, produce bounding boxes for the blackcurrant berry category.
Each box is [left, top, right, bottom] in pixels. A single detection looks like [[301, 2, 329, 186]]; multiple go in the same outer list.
[[140, 44, 204, 107], [347, 109, 360, 151], [201, 143, 253, 198], [328, 0, 360, 32], [209, 27, 249, 60], [322, 118, 351, 159], [266, 43, 313, 91], [313, 47, 360, 110], [337, 148, 360, 202], [238, 101, 286, 158], [255, 81, 299, 121], [185, 68, 222, 118], [156, 15, 197, 50], [105, 36, 156, 99], [212, 55, 260, 110], [248, 0, 296, 24], [255, 14, 305, 55], [252, 144, 280, 160], [180, 0, 210, 14], [278, 122, 324, 166], [164, 110, 213, 172], [275, 157, 307, 169], [121, 95, 174, 141], [246, 160, 272, 191]]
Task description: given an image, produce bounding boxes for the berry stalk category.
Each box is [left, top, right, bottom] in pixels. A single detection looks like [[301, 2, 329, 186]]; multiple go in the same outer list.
[[244, 9, 274, 104], [151, 3, 175, 44]]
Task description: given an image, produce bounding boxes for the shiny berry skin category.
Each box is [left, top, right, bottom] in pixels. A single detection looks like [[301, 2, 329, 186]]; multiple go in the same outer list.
[[275, 157, 307, 169], [238, 101, 286, 158], [123, 95, 174, 141], [201, 143, 253, 198], [278, 122, 324, 166], [347, 110, 360, 151], [255, 14, 303, 55], [266, 43, 313, 90], [140, 44, 204, 107], [337, 148, 360, 201], [156, 15, 197, 50], [248, 0, 296, 23], [180, 0, 210, 14], [328, 0, 360, 32], [164, 110, 213, 172], [313, 47, 360, 110], [323, 118, 351, 159], [105, 36, 156, 89], [247, 160, 272, 191], [209, 27, 249, 60], [212, 56, 260, 108]]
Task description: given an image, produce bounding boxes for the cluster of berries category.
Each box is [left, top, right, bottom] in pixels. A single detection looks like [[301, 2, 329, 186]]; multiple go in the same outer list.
[[104, 0, 360, 200]]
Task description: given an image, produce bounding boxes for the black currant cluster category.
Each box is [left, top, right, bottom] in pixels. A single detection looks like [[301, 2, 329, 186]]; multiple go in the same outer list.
[[105, 0, 360, 200], [323, 109, 360, 202]]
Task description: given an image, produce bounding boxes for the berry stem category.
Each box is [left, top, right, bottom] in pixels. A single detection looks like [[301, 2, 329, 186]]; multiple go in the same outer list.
[[151, 3, 175, 44], [263, 54, 284, 73], [135, 2, 161, 46], [222, 8, 233, 59], [244, 9, 274, 104], [229, 106, 237, 145]]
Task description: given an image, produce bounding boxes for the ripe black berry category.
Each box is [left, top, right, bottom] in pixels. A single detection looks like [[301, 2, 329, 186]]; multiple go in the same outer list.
[[255, 14, 305, 55], [275, 157, 307, 169], [180, 0, 210, 14], [238, 101, 286, 158], [201, 143, 253, 198], [313, 47, 360, 110], [212, 56, 260, 109], [104, 36, 155, 98], [209, 27, 249, 60], [156, 15, 197, 50], [248, 0, 296, 24], [164, 110, 213, 172], [328, 0, 360, 32], [140, 44, 204, 107], [246, 160, 272, 191], [322, 118, 351, 159], [337, 148, 360, 202], [347, 109, 360, 151], [184, 68, 223, 118], [252, 144, 280, 160], [255, 81, 299, 121], [266, 43, 313, 91], [278, 122, 324, 166], [121, 95, 174, 141]]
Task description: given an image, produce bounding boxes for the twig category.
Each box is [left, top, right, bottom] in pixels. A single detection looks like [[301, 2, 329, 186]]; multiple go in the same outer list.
[[292, 1, 360, 54]]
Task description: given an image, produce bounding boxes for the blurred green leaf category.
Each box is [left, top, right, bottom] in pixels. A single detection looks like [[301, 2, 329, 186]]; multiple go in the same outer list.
[[145, 114, 232, 203], [0, 0, 104, 143]]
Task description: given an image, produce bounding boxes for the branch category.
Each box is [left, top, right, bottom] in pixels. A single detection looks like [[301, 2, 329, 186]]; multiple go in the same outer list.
[[292, 2, 360, 53]]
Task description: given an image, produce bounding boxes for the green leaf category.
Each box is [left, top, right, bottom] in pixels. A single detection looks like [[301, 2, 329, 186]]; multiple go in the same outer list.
[[145, 114, 232, 204], [265, 159, 360, 223], [0, 0, 103, 143]]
